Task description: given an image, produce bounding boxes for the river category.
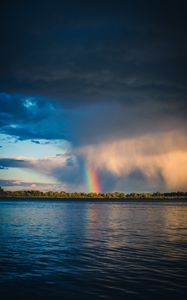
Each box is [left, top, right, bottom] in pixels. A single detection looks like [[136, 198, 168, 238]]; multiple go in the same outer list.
[[0, 199, 187, 299]]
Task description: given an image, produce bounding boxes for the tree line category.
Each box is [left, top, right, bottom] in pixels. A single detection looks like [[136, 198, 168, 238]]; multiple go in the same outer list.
[[0, 187, 187, 199]]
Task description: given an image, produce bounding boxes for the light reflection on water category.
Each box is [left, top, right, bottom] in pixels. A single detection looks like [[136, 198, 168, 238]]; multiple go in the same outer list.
[[0, 199, 187, 299]]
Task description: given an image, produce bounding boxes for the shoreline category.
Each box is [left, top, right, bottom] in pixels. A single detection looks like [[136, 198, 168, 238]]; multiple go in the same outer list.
[[0, 197, 187, 201]]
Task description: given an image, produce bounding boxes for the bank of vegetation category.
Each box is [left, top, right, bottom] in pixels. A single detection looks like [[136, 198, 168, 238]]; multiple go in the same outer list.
[[0, 187, 186, 199]]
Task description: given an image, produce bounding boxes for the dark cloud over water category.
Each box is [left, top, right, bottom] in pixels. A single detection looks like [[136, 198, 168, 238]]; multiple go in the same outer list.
[[0, 1, 186, 105]]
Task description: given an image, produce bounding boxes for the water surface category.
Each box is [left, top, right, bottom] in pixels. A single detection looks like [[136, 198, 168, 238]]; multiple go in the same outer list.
[[0, 199, 187, 299]]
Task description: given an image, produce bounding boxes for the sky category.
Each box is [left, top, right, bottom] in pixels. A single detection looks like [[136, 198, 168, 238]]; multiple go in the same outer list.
[[0, 0, 187, 192]]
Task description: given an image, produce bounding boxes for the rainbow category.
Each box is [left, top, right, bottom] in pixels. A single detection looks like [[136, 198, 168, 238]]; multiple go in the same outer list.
[[85, 164, 101, 193]]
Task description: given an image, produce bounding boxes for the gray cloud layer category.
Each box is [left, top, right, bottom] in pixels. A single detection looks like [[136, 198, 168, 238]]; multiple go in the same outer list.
[[0, 1, 186, 106]]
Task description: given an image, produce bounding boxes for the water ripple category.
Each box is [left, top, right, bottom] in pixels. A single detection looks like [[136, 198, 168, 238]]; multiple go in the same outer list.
[[0, 199, 187, 299]]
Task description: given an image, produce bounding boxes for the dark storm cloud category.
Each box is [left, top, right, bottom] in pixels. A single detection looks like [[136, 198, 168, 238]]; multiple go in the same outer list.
[[69, 100, 187, 146], [0, 0, 186, 144], [0, 0, 186, 107]]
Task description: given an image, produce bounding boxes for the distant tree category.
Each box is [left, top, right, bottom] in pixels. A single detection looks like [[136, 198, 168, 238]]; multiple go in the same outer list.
[[0, 186, 5, 197]]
